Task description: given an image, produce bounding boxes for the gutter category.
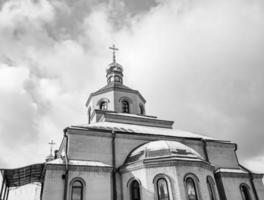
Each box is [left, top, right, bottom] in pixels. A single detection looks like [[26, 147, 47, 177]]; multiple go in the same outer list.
[[63, 128, 69, 200], [201, 139, 209, 162], [239, 164, 259, 200]]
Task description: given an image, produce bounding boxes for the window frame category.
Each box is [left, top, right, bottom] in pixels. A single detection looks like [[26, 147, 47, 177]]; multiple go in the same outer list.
[[153, 174, 173, 200], [157, 178, 170, 200], [206, 176, 217, 200], [99, 101, 108, 110], [97, 98, 110, 111], [240, 183, 252, 200], [184, 173, 201, 200], [70, 178, 86, 200], [88, 107, 91, 124], [122, 100, 130, 113], [130, 179, 141, 200], [139, 104, 145, 115]]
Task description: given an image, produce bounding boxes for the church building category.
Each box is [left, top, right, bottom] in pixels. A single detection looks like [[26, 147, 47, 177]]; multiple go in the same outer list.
[[0, 46, 264, 200]]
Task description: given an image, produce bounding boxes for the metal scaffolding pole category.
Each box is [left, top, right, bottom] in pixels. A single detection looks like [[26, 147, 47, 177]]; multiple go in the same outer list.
[[2, 185, 7, 200], [4, 188, 9, 200]]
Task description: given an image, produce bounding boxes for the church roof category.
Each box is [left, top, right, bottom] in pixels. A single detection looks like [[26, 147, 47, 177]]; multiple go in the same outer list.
[[71, 121, 222, 141], [126, 140, 203, 164], [47, 158, 111, 167]]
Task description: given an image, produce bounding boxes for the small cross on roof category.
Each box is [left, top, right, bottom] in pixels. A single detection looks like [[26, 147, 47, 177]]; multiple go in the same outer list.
[[48, 139, 56, 155]]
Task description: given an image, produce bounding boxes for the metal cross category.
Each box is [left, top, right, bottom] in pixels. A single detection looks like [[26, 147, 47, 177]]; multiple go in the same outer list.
[[109, 44, 118, 62], [48, 139, 56, 154]]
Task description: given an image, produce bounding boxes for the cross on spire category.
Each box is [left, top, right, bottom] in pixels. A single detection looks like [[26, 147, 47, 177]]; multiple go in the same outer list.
[[109, 44, 118, 63], [48, 139, 56, 155]]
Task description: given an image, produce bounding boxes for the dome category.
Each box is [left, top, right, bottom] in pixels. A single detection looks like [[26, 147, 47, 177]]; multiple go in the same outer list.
[[106, 62, 123, 72], [45, 153, 54, 162], [106, 61, 124, 84], [126, 140, 203, 164]]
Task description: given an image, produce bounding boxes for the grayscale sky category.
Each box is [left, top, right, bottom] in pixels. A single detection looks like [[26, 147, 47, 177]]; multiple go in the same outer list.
[[0, 0, 264, 198]]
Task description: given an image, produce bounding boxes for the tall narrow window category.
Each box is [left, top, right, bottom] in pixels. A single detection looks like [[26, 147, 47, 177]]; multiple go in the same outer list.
[[88, 107, 91, 124], [122, 100, 129, 113], [99, 101, 107, 110], [71, 180, 83, 200], [139, 104, 144, 115], [186, 178, 198, 200], [207, 176, 216, 200], [130, 180, 140, 200], [157, 178, 169, 200], [240, 185, 251, 200]]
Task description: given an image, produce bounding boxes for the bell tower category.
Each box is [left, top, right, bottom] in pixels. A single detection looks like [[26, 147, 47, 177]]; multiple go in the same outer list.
[[85, 45, 146, 124]]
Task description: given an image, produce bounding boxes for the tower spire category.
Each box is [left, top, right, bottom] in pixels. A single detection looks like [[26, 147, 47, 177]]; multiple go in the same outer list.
[[109, 44, 118, 63]]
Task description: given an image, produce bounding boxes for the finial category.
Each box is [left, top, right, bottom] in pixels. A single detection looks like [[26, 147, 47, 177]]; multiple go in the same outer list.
[[48, 139, 56, 155], [109, 44, 118, 63]]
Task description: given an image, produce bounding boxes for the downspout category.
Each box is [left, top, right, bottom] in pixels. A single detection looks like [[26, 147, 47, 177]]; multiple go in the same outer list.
[[239, 164, 259, 200], [201, 139, 209, 162], [63, 128, 69, 200], [111, 130, 117, 200]]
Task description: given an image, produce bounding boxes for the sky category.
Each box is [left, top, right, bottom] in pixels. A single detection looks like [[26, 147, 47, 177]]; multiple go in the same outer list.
[[0, 0, 264, 198]]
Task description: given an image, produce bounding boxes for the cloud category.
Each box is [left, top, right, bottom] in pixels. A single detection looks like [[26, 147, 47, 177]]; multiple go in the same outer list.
[[0, 0, 263, 195]]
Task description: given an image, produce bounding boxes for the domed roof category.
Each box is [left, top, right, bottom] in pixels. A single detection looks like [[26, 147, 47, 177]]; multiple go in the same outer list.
[[126, 140, 203, 164], [107, 62, 123, 71], [45, 153, 54, 162]]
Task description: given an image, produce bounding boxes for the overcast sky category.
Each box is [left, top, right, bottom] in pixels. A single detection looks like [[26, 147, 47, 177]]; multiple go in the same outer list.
[[0, 0, 264, 199]]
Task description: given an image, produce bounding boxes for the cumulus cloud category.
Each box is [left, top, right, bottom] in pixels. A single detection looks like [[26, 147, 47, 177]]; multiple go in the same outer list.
[[0, 1, 264, 199]]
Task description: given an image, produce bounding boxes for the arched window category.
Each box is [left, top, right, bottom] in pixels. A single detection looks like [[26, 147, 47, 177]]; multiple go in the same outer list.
[[122, 100, 130, 113], [99, 101, 107, 110], [185, 177, 198, 200], [130, 180, 141, 200], [88, 107, 91, 124], [207, 176, 217, 200], [240, 184, 251, 200], [157, 178, 170, 200], [71, 180, 83, 200], [139, 104, 145, 115]]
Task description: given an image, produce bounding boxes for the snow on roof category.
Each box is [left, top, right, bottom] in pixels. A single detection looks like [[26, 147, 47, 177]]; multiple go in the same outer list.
[[131, 140, 202, 158], [47, 158, 110, 167], [126, 140, 203, 164], [215, 168, 247, 174], [72, 122, 217, 140]]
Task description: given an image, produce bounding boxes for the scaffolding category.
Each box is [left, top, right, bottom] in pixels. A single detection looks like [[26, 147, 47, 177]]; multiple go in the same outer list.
[[0, 163, 45, 200]]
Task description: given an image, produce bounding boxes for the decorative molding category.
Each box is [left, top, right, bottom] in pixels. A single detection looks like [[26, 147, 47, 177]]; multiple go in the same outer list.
[[46, 164, 112, 173], [120, 158, 214, 173], [119, 96, 133, 104], [96, 98, 110, 106]]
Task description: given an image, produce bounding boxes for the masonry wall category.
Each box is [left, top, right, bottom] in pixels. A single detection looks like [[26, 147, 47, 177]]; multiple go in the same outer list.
[[67, 168, 111, 200], [114, 91, 145, 114], [254, 178, 264, 200], [42, 168, 65, 200], [206, 141, 239, 168], [121, 163, 219, 200], [42, 166, 111, 200], [67, 128, 211, 167], [68, 131, 112, 164], [221, 176, 256, 200], [67, 128, 241, 170]]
